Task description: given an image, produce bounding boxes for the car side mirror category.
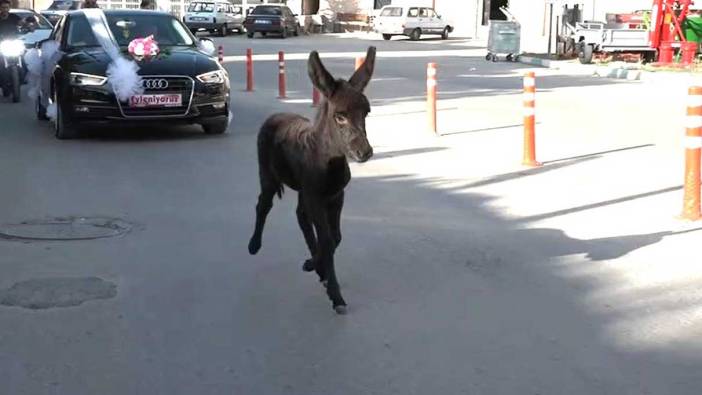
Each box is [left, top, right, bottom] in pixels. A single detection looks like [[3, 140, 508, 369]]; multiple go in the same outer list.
[[199, 37, 216, 56]]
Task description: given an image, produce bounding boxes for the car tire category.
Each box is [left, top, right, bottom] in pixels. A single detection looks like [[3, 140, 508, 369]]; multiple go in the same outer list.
[[36, 96, 48, 121], [247, 31, 254, 38], [237, 27, 244, 34], [10, 66, 20, 103], [409, 28, 421, 41], [281, 27, 287, 39], [382, 34, 392, 40], [441, 26, 449, 40], [293, 24, 299, 36], [202, 119, 228, 135], [220, 23, 228, 36], [53, 86, 78, 140]]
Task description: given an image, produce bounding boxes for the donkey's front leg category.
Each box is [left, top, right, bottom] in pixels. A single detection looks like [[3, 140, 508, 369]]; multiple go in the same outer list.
[[328, 191, 344, 248], [297, 194, 324, 282], [306, 195, 347, 314]]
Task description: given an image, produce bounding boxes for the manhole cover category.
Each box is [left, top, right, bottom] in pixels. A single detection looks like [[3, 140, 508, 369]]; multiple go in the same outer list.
[[0, 217, 132, 241], [0, 277, 117, 309]]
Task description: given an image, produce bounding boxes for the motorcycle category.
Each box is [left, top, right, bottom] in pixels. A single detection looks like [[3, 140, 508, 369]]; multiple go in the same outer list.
[[0, 38, 25, 103]]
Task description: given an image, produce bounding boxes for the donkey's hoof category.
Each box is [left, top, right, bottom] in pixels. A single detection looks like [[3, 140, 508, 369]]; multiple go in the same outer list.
[[302, 259, 315, 272], [248, 238, 261, 255], [333, 305, 348, 315]]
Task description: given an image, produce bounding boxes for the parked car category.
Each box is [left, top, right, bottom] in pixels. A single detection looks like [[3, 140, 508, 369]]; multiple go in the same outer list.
[[374, 5, 453, 41], [11, 9, 53, 48], [183, 0, 245, 36], [243, 4, 300, 38], [41, 0, 82, 26], [36, 10, 230, 139]]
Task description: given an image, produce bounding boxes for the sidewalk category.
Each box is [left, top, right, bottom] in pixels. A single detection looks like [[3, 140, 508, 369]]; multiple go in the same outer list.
[[519, 55, 702, 86]]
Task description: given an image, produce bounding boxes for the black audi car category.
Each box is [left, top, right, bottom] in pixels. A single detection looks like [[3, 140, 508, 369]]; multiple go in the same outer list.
[[36, 9, 230, 139]]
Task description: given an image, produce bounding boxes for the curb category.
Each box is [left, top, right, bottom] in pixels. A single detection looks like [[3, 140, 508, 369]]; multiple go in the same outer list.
[[518, 55, 642, 81]]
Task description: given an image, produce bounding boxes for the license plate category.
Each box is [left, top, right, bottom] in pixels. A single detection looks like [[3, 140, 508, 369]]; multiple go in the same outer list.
[[129, 94, 182, 108], [192, 17, 206, 21], [255, 19, 271, 24]]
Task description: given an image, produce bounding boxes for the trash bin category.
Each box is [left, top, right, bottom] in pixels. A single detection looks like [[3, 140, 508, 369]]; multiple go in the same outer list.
[[486, 20, 521, 62]]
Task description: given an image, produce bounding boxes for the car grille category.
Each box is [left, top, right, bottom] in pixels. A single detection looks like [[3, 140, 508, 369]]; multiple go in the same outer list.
[[119, 76, 194, 117]]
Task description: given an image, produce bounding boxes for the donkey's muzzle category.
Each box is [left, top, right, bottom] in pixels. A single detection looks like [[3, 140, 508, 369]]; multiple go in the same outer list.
[[354, 147, 373, 163]]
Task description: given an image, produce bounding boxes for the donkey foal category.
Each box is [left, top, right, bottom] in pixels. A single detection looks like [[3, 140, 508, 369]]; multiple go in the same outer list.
[[248, 46, 376, 314]]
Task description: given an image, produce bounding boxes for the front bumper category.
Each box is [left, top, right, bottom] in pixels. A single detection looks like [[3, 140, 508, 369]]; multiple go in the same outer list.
[[186, 21, 242, 30], [244, 23, 284, 33], [62, 80, 230, 125]]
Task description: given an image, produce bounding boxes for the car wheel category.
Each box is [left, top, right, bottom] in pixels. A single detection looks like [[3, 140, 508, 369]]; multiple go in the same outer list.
[[293, 24, 299, 36], [220, 23, 228, 36], [237, 27, 244, 34], [202, 119, 228, 135], [382, 34, 392, 40], [441, 26, 450, 40], [53, 86, 78, 140], [281, 27, 288, 38], [261, 32, 267, 37], [36, 96, 48, 121], [409, 28, 421, 41], [247, 31, 254, 38]]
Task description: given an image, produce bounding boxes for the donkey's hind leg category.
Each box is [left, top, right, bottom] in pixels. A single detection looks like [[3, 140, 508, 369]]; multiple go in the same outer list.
[[248, 183, 277, 255]]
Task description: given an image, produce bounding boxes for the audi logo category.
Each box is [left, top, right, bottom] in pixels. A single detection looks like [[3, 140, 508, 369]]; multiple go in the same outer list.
[[142, 79, 169, 90]]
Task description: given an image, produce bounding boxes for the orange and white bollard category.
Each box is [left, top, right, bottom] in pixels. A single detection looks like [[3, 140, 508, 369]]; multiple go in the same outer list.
[[522, 71, 541, 167], [427, 62, 438, 134], [682, 86, 702, 220], [355, 56, 365, 71], [278, 51, 286, 99], [217, 45, 223, 63], [246, 48, 254, 92], [312, 87, 320, 107]]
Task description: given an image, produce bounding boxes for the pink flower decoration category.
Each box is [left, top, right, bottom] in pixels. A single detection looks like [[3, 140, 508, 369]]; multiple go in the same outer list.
[[128, 35, 160, 59]]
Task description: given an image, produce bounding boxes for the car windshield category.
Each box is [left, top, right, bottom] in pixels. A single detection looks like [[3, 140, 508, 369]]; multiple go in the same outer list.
[[66, 14, 195, 48], [108, 14, 195, 46], [380, 7, 402, 17], [47, 0, 80, 10], [187, 2, 215, 12], [251, 6, 282, 16], [11, 11, 53, 29]]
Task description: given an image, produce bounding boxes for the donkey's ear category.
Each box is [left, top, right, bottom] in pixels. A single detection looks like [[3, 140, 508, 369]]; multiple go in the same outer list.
[[308, 50, 337, 98], [349, 46, 376, 91]]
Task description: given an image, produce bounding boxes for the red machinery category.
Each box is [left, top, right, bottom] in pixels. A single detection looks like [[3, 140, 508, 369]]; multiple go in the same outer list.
[[649, 0, 694, 49]]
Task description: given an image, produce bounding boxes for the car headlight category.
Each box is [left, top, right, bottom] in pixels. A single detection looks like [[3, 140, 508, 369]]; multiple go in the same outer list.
[[0, 40, 26, 57], [69, 72, 107, 87], [197, 70, 225, 84]]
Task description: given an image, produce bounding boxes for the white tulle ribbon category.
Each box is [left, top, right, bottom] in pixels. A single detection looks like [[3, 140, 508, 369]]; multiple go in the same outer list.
[[83, 9, 143, 102]]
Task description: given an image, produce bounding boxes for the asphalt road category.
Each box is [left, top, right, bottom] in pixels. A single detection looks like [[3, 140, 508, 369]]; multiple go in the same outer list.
[[0, 32, 700, 395]]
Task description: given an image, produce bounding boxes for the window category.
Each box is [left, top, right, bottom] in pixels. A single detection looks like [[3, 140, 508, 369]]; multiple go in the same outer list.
[[187, 2, 215, 12], [426, 9, 437, 18], [251, 6, 282, 16], [380, 7, 402, 17], [66, 15, 99, 48], [374, 0, 391, 10], [11, 11, 53, 29], [107, 14, 194, 46], [407, 8, 418, 18]]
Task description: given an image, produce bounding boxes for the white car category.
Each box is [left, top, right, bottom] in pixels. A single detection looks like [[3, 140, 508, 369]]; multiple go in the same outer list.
[[184, 0, 245, 36], [40, 0, 81, 26], [374, 5, 453, 41]]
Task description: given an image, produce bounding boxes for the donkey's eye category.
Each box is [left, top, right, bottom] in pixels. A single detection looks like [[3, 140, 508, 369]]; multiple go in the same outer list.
[[334, 113, 349, 125]]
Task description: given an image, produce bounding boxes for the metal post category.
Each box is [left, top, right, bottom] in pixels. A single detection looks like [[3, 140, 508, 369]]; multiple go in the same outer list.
[[547, 3, 553, 56]]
